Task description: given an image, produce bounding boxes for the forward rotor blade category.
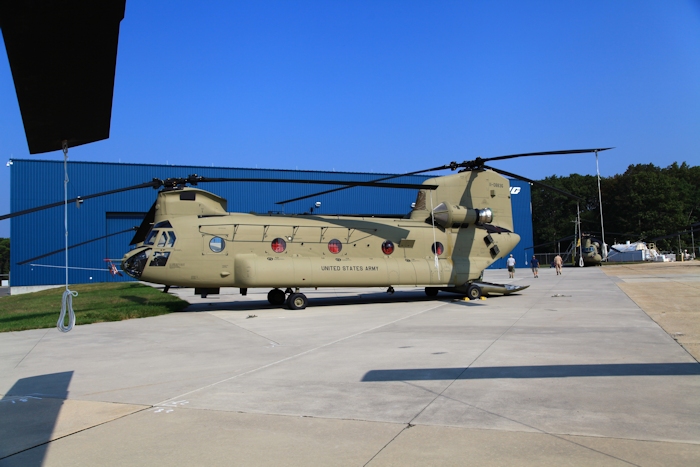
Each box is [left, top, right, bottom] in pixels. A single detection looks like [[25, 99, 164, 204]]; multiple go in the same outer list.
[[0, 180, 160, 221], [481, 148, 614, 164], [482, 165, 585, 201], [17, 227, 137, 265], [197, 176, 437, 191], [274, 165, 453, 205]]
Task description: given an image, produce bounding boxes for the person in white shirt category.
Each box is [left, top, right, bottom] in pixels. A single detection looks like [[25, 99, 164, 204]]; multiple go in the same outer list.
[[506, 254, 516, 278]]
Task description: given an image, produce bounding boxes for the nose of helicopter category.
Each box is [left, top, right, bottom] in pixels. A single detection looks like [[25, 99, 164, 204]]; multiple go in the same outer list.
[[121, 247, 151, 279]]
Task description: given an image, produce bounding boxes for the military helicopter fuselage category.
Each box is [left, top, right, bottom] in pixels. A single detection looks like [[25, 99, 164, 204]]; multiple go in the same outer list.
[[121, 170, 522, 307], [576, 236, 604, 266]]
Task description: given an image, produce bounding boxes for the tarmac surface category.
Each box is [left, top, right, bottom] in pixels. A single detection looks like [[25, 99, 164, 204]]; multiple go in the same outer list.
[[1, 265, 699, 466]]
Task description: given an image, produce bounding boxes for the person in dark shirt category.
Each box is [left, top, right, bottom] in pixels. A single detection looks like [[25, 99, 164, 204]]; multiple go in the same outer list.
[[531, 255, 540, 278]]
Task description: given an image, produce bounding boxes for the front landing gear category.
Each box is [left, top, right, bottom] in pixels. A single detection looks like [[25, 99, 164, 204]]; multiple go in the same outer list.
[[268, 288, 309, 309], [267, 288, 286, 306], [286, 292, 308, 310]]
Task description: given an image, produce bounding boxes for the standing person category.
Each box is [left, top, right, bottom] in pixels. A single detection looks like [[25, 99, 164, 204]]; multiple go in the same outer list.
[[531, 255, 540, 278], [554, 254, 563, 275], [506, 254, 516, 279]]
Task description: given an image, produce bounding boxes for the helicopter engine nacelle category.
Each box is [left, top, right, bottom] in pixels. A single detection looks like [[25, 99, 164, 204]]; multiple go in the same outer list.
[[432, 202, 493, 228]]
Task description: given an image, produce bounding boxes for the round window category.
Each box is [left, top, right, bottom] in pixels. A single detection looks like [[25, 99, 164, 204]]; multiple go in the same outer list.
[[432, 242, 444, 255], [381, 240, 394, 255], [209, 237, 225, 253], [328, 239, 342, 254], [271, 238, 286, 253]]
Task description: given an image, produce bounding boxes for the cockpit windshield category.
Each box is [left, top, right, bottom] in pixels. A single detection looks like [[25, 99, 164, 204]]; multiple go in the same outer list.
[[144, 230, 159, 245], [146, 228, 177, 248]]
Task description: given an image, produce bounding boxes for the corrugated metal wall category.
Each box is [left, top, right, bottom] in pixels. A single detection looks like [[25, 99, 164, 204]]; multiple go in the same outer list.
[[486, 180, 534, 271], [9, 160, 533, 286]]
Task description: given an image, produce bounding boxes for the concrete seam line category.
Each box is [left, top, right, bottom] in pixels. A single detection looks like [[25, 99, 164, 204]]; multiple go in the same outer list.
[[362, 423, 412, 467], [0, 405, 152, 461], [206, 312, 281, 346], [156, 302, 451, 405], [13, 329, 50, 369]]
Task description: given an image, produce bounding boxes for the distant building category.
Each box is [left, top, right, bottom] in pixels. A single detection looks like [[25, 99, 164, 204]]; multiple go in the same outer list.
[[8, 159, 533, 290]]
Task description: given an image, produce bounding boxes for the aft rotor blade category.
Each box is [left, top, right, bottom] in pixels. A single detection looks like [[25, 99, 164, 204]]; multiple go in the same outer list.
[[17, 227, 137, 265], [275, 164, 455, 205], [130, 201, 157, 245], [482, 165, 585, 201], [0, 180, 160, 221], [481, 148, 614, 164]]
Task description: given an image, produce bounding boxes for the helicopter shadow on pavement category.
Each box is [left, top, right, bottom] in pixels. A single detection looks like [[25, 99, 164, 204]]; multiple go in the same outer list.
[[361, 363, 700, 382], [179, 289, 499, 313], [0, 371, 73, 466]]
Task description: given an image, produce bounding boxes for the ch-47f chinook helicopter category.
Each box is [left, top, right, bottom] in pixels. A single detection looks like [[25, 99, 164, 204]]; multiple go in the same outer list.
[[114, 149, 610, 309]]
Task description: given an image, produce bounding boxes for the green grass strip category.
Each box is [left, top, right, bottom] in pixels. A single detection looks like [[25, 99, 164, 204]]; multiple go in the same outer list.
[[0, 282, 189, 332]]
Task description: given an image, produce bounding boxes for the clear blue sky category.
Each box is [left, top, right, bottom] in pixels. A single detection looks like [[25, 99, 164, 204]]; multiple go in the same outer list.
[[2, 0, 699, 237]]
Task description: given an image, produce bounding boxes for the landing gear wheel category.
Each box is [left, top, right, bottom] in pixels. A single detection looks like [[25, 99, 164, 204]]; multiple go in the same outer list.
[[467, 284, 481, 300], [267, 288, 286, 306], [425, 287, 439, 297], [287, 293, 308, 310]]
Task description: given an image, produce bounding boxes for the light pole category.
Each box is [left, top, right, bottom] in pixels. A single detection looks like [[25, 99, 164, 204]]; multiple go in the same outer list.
[[689, 207, 697, 259]]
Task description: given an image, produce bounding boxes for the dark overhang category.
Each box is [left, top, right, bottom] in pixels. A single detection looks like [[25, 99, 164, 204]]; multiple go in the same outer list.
[[0, 0, 126, 154]]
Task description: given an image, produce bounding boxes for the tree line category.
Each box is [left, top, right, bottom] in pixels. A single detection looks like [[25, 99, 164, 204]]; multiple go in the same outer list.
[[0, 238, 8, 277], [532, 162, 700, 253]]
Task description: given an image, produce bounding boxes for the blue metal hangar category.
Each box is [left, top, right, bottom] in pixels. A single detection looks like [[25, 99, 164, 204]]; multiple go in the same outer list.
[[8, 159, 533, 289]]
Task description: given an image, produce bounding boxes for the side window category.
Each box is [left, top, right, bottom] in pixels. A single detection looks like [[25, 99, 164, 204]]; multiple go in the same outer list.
[[210, 237, 225, 253], [166, 231, 176, 247]]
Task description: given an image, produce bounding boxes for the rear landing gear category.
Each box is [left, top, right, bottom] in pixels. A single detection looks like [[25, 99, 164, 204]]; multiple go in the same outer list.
[[467, 284, 482, 300]]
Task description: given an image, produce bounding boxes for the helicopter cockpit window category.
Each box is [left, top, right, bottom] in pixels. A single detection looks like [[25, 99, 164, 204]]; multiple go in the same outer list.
[[157, 231, 168, 247], [166, 231, 176, 248], [328, 239, 342, 254], [154, 221, 172, 229], [271, 238, 286, 253], [155, 231, 177, 248], [381, 240, 394, 255], [144, 230, 159, 246], [209, 237, 225, 253], [149, 251, 170, 267]]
